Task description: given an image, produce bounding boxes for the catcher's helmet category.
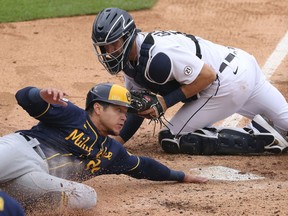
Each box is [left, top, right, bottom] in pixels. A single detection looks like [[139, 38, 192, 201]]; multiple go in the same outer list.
[[85, 82, 132, 110], [91, 8, 137, 75]]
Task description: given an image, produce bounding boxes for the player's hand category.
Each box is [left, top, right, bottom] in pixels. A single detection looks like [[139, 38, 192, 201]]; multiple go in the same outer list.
[[182, 174, 208, 183], [40, 88, 69, 107]]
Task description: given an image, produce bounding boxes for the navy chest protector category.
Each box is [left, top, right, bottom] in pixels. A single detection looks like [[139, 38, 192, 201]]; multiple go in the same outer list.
[[123, 32, 202, 101]]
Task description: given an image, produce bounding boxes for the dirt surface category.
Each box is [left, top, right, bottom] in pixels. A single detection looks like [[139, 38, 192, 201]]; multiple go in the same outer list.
[[1, 0, 288, 215]]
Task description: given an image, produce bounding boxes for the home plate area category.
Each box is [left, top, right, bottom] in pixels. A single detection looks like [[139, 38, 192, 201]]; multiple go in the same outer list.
[[190, 166, 265, 181]]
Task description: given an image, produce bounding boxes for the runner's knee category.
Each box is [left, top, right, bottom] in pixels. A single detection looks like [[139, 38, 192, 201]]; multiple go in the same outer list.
[[65, 183, 97, 209]]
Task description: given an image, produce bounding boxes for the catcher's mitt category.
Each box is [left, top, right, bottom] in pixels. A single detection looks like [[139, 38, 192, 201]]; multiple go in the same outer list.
[[130, 90, 165, 119]]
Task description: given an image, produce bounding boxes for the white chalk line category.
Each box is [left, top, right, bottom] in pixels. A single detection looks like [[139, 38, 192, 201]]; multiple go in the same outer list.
[[222, 30, 288, 127]]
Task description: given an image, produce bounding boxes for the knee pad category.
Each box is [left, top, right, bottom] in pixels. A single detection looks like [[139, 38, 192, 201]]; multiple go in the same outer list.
[[159, 127, 276, 155], [180, 131, 218, 155], [218, 129, 259, 154], [158, 129, 218, 155]]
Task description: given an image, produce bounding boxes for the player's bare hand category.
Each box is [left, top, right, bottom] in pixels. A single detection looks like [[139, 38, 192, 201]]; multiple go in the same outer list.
[[183, 174, 208, 183], [40, 88, 69, 107]]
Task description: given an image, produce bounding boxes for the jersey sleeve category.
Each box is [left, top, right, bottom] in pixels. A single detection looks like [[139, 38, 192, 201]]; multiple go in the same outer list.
[[147, 32, 205, 85], [15, 86, 49, 117], [168, 47, 205, 84], [15, 86, 84, 126]]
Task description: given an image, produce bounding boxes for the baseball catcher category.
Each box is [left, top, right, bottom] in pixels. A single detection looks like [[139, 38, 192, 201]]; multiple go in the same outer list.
[[91, 8, 288, 155]]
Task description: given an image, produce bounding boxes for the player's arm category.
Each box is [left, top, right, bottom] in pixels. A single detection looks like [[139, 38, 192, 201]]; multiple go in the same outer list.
[[15, 86, 68, 117], [127, 156, 208, 183], [138, 63, 217, 118], [90, 138, 207, 183], [163, 63, 217, 108], [181, 64, 217, 99]]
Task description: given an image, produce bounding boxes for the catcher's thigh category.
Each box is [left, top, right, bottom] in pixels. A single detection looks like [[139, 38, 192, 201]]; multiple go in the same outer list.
[[3, 171, 97, 209]]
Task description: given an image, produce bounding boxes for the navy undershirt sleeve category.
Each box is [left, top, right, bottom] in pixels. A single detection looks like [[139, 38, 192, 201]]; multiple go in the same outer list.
[[127, 156, 185, 182], [15, 87, 48, 117], [120, 112, 144, 142]]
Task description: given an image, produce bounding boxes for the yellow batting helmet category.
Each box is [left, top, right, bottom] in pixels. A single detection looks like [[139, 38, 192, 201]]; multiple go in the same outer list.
[[85, 83, 132, 110]]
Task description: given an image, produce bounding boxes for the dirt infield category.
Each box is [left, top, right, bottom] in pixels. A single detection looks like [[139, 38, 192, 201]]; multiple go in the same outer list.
[[0, 0, 288, 215]]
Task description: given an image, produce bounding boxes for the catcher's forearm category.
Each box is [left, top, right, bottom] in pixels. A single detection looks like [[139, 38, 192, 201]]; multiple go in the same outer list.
[[163, 88, 186, 108], [119, 113, 144, 142]]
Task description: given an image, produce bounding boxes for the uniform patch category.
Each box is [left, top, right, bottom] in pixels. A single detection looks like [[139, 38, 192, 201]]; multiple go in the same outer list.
[[184, 66, 193, 76]]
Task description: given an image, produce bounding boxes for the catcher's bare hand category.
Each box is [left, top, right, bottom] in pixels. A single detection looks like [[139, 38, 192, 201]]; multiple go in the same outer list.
[[183, 174, 208, 183], [40, 88, 68, 107]]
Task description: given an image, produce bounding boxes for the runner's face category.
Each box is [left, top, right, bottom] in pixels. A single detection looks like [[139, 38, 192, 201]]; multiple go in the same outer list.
[[99, 104, 127, 136]]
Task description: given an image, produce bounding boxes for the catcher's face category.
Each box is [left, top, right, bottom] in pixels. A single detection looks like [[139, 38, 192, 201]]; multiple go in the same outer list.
[[103, 37, 124, 58], [96, 103, 127, 136], [93, 35, 133, 74]]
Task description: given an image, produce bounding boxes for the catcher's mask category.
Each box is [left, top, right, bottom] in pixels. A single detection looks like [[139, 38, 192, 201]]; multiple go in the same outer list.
[[85, 83, 133, 110], [91, 8, 137, 75]]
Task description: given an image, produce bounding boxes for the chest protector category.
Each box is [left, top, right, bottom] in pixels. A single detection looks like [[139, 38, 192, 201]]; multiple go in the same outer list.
[[123, 32, 202, 100]]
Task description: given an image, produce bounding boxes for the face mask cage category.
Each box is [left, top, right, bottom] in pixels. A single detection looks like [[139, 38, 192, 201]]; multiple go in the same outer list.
[[93, 29, 135, 75]]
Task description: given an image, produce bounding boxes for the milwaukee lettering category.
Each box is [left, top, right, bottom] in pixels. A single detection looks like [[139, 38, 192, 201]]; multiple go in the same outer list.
[[96, 147, 113, 160], [65, 129, 93, 152]]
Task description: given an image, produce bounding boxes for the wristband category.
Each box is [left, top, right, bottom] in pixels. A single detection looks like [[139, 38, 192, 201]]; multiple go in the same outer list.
[[163, 88, 186, 108], [168, 170, 185, 182]]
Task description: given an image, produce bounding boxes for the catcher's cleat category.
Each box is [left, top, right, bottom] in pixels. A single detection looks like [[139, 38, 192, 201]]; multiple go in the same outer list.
[[161, 138, 181, 154], [158, 129, 181, 154], [282, 146, 288, 153], [251, 114, 288, 153], [264, 140, 284, 154]]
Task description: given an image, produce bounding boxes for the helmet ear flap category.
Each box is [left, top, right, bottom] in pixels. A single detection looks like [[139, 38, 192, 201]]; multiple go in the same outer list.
[[85, 89, 96, 110]]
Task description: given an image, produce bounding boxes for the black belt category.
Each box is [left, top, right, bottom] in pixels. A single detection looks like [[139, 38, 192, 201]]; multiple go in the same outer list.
[[19, 132, 31, 141], [219, 53, 236, 73]]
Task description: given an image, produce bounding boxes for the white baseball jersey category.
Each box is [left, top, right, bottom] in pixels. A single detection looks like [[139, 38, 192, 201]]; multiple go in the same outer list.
[[124, 30, 288, 135]]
